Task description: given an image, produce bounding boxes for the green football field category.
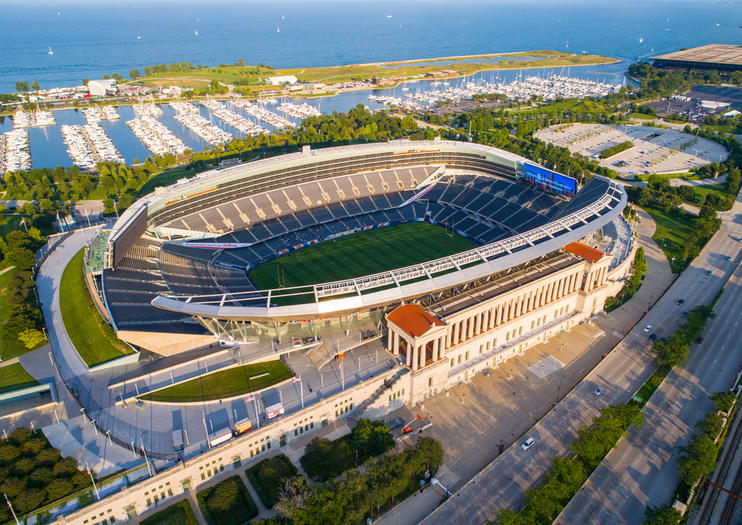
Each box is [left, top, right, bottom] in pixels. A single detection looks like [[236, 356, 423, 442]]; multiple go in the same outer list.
[[249, 221, 477, 290]]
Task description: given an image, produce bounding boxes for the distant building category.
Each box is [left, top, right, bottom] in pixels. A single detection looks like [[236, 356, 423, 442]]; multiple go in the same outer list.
[[652, 44, 742, 73], [87, 79, 117, 97], [266, 75, 298, 85]]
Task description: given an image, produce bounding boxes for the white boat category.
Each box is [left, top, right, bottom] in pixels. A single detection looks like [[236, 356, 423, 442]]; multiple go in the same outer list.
[[47, 46, 53, 55], [386, 14, 392, 18], [194, 29, 199, 36], [276, 27, 280, 33]]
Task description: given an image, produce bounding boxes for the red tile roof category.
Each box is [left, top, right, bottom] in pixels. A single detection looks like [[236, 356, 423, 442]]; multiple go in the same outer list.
[[387, 304, 445, 337], [564, 242, 605, 263]]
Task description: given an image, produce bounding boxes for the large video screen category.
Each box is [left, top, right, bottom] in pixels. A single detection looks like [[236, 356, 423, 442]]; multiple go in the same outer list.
[[523, 163, 577, 197]]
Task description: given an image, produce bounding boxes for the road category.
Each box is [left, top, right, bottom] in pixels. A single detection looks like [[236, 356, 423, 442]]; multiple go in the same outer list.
[[555, 191, 742, 524]]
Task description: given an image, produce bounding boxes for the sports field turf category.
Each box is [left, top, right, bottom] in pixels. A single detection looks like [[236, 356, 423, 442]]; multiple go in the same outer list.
[[249, 222, 477, 290]]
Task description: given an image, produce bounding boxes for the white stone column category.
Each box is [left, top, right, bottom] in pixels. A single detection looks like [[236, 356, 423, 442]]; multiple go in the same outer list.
[[411, 343, 418, 371], [405, 338, 412, 366], [387, 329, 392, 351], [467, 316, 474, 339], [393, 331, 399, 356], [496, 304, 503, 325], [474, 312, 481, 334], [439, 336, 445, 359]]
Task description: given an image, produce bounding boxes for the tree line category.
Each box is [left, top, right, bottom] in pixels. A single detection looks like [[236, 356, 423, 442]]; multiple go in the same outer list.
[[604, 245, 647, 312], [0, 228, 48, 355]]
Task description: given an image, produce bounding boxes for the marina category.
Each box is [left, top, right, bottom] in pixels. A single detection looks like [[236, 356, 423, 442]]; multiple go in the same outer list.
[[202, 100, 267, 136], [169, 101, 234, 145], [82, 106, 120, 124], [0, 63, 632, 172], [13, 109, 56, 128], [369, 74, 621, 109], [126, 117, 188, 157], [132, 103, 163, 118], [0, 129, 31, 173], [231, 99, 297, 129], [60, 123, 124, 172], [276, 102, 322, 119]]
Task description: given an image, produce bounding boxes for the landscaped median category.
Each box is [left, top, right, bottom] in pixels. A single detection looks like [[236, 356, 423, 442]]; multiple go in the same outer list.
[[140, 360, 292, 403], [60, 249, 133, 367]]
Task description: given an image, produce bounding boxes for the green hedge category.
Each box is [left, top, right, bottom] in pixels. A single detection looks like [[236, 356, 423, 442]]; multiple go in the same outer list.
[[245, 454, 297, 508], [599, 141, 634, 159], [197, 476, 257, 525], [140, 500, 198, 525]]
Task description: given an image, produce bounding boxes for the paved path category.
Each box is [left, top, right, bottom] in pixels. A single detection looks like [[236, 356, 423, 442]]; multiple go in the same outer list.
[[555, 191, 742, 524], [0, 264, 15, 276], [377, 211, 674, 525]]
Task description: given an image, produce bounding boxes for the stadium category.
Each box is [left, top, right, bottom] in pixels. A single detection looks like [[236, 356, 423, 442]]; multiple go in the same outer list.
[[92, 138, 631, 406]]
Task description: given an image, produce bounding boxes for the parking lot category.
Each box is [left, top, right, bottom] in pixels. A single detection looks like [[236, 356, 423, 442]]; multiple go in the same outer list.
[[534, 123, 728, 176]]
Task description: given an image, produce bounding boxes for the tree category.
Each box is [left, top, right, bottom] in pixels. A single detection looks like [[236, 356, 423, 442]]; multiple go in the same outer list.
[[18, 328, 46, 349], [677, 433, 718, 486], [643, 504, 682, 525], [653, 337, 690, 369], [5, 247, 37, 271], [129, 69, 141, 80], [82, 79, 90, 86], [15, 81, 29, 93], [351, 419, 393, 457], [711, 391, 736, 413], [31, 81, 40, 92]]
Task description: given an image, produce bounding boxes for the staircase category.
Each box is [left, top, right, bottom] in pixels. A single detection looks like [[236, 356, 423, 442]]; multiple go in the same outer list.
[[349, 366, 410, 423]]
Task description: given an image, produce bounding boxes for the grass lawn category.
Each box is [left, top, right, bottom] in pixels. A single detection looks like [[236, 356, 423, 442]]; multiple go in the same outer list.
[[197, 476, 257, 525], [0, 363, 39, 394], [249, 222, 477, 291], [141, 360, 292, 402], [140, 500, 198, 525], [643, 205, 698, 273], [0, 214, 23, 237], [690, 183, 733, 211], [60, 250, 132, 367], [245, 454, 298, 508]]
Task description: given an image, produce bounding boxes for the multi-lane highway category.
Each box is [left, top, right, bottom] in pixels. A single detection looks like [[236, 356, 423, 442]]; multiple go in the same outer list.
[[555, 193, 742, 524]]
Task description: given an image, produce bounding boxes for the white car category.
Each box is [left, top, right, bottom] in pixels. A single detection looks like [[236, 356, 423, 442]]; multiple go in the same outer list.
[[643, 325, 653, 333], [521, 437, 535, 450], [594, 387, 604, 396]]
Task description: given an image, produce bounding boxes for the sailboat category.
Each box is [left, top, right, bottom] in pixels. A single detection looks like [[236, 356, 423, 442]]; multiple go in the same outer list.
[[47, 46, 54, 55], [276, 27, 280, 33], [194, 29, 199, 36]]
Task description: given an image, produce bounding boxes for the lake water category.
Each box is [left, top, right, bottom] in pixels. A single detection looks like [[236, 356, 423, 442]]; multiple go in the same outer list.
[[0, 0, 737, 169]]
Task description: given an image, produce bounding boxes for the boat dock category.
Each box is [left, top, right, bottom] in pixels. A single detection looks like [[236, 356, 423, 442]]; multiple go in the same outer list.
[[276, 102, 321, 119], [132, 103, 163, 119], [0, 129, 31, 174], [82, 106, 121, 124], [13, 109, 56, 128], [231, 100, 297, 129], [60, 124, 124, 171], [127, 117, 188, 157], [169, 101, 233, 144], [202, 100, 267, 136]]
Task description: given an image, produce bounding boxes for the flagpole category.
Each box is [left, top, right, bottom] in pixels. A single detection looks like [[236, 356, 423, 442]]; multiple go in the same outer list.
[[86, 462, 100, 500], [4, 493, 20, 525]]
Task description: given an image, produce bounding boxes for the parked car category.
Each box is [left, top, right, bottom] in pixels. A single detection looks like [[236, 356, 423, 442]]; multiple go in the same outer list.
[[695, 337, 704, 344], [643, 325, 653, 333], [649, 333, 658, 341], [594, 387, 604, 396], [388, 418, 405, 431], [521, 437, 536, 450]]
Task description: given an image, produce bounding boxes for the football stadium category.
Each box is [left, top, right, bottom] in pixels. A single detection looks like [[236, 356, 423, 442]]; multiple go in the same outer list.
[[90, 139, 632, 406]]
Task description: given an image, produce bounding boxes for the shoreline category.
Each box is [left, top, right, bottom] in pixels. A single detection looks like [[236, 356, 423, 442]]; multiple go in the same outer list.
[[0, 55, 623, 117]]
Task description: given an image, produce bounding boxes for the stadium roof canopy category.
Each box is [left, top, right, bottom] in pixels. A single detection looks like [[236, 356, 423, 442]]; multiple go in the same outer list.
[[652, 44, 742, 72]]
